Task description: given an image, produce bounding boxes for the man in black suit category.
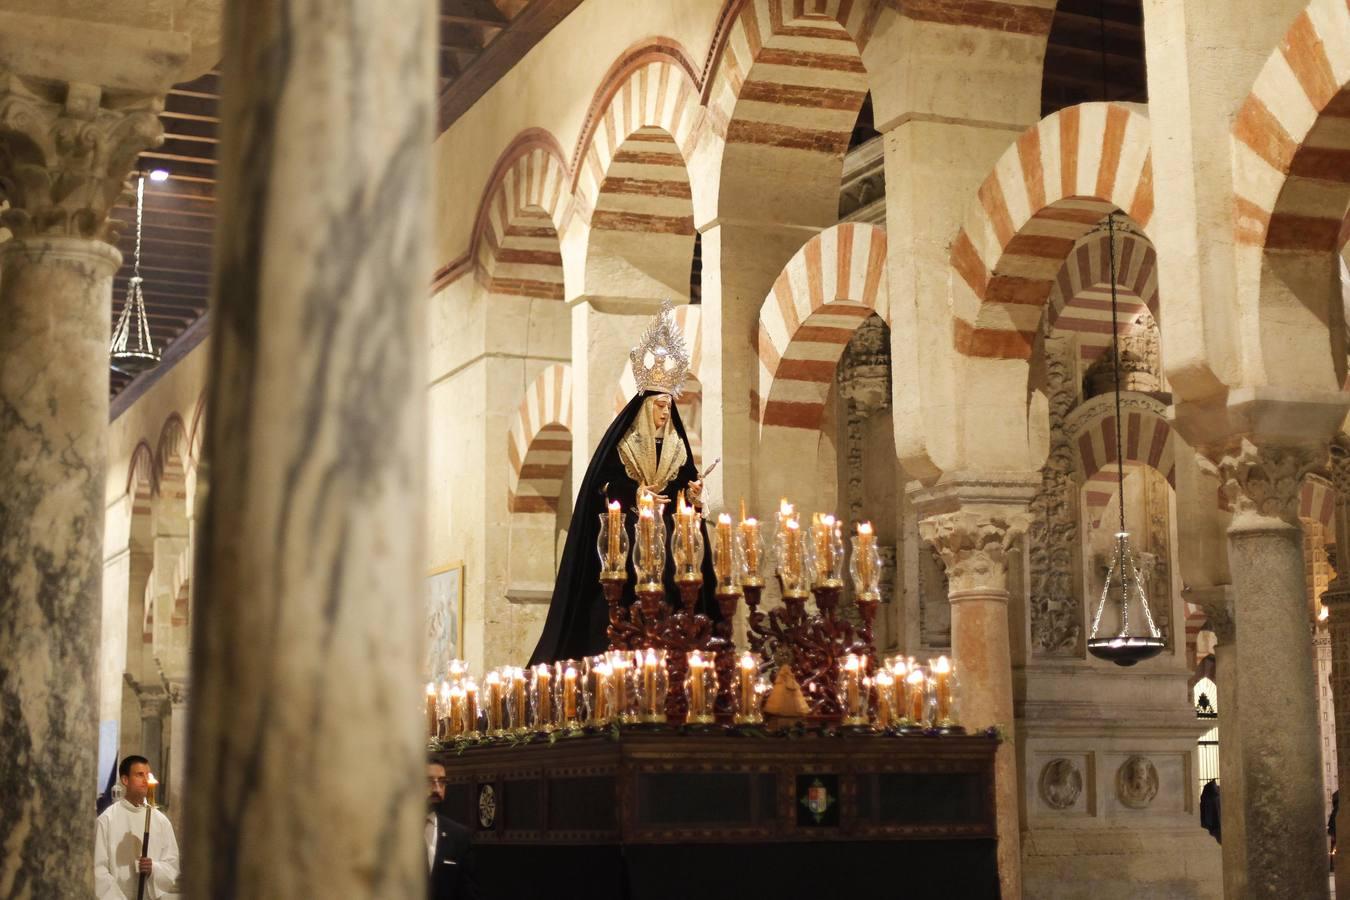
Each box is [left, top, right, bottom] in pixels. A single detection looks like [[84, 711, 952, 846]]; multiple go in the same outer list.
[[427, 760, 479, 900]]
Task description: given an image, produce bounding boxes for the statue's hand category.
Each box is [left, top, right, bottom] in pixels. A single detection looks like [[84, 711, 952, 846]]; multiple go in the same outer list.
[[687, 480, 703, 504], [639, 486, 671, 506]]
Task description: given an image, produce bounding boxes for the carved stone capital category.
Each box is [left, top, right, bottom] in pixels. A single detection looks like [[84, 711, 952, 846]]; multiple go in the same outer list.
[[0, 73, 165, 242], [166, 680, 189, 707], [1204, 438, 1323, 528], [1328, 439, 1350, 497], [919, 510, 1031, 595], [138, 686, 167, 719]]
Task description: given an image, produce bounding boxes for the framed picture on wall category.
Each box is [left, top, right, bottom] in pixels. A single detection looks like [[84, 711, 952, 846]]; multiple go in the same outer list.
[[425, 562, 464, 681]]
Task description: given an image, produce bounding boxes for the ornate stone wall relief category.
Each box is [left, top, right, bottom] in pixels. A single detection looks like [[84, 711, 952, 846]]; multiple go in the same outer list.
[[1115, 756, 1159, 809], [1028, 335, 1083, 656], [1038, 758, 1083, 811]]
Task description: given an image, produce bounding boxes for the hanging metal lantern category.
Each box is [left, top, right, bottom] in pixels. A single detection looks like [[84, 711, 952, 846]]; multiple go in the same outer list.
[[1085, 212, 1166, 667], [110, 172, 160, 377]]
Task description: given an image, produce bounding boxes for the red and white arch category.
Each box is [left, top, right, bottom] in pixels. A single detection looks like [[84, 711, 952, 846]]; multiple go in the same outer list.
[[1047, 228, 1160, 364], [1067, 393, 1176, 529], [756, 222, 889, 431], [950, 102, 1155, 360], [506, 364, 574, 514], [473, 141, 569, 301]]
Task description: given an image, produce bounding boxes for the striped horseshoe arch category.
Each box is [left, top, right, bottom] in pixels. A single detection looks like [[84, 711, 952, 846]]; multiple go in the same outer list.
[[506, 364, 574, 514], [1048, 228, 1160, 364], [756, 222, 889, 431], [1065, 393, 1175, 528], [473, 143, 569, 301], [950, 102, 1155, 361]]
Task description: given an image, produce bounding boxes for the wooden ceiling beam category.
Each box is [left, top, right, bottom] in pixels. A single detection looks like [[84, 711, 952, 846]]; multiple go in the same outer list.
[[440, 0, 509, 29]]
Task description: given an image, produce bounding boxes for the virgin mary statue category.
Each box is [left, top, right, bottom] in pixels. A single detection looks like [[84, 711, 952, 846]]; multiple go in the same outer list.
[[529, 303, 718, 664]]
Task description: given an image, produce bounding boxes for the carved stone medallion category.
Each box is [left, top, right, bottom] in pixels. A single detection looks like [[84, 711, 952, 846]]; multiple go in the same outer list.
[[1038, 758, 1083, 810], [1116, 756, 1159, 809]]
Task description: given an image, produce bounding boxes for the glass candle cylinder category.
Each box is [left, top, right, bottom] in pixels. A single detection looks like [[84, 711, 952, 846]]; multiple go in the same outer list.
[[463, 679, 481, 738], [596, 503, 630, 578], [508, 667, 528, 732], [637, 647, 668, 723], [425, 682, 438, 738], [839, 653, 867, 725], [686, 650, 715, 724], [772, 498, 795, 569], [734, 652, 762, 725], [608, 650, 636, 723], [448, 684, 466, 739], [562, 663, 580, 727], [811, 514, 846, 588], [586, 656, 613, 725], [485, 670, 505, 736], [438, 681, 453, 740], [905, 668, 927, 727], [931, 656, 959, 728], [530, 663, 555, 731], [849, 522, 882, 601], [737, 513, 764, 586], [712, 513, 746, 594], [873, 668, 894, 728], [671, 493, 705, 582], [633, 506, 667, 590], [778, 516, 810, 597]]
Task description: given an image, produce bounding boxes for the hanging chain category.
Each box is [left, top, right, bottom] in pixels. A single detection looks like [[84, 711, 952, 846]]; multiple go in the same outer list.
[[133, 172, 145, 279]]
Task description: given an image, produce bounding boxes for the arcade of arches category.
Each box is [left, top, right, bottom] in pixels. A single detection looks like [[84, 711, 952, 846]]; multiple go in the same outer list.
[[4, 0, 1350, 897]]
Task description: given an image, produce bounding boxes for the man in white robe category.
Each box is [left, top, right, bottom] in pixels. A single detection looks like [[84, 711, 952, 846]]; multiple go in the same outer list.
[[95, 755, 180, 899]]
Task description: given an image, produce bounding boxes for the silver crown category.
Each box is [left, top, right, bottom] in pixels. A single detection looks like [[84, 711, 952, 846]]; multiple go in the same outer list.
[[629, 301, 689, 397]]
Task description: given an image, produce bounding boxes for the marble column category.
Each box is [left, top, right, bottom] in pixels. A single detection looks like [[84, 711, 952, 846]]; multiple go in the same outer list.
[[0, 78, 163, 897], [184, 1, 435, 896], [1190, 589, 1246, 899], [1323, 441, 1350, 898], [1214, 437, 1328, 900], [917, 478, 1035, 900], [166, 680, 188, 827], [139, 687, 167, 777]]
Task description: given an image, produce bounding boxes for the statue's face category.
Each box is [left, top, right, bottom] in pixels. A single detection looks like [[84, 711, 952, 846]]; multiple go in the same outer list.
[[651, 395, 671, 431]]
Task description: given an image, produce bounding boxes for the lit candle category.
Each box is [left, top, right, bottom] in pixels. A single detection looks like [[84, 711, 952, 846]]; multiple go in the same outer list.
[[874, 669, 894, 726], [890, 658, 908, 722], [843, 654, 861, 719], [814, 514, 835, 582], [147, 772, 158, 809], [563, 666, 578, 722], [738, 653, 759, 721], [533, 664, 553, 728], [511, 667, 527, 730], [449, 685, 466, 737], [857, 521, 874, 588], [933, 656, 952, 724], [439, 681, 452, 740], [784, 517, 801, 583], [607, 500, 623, 569], [485, 670, 504, 734], [689, 650, 707, 717], [425, 682, 438, 736], [715, 513, 733, 582], [464, 680, 479, 735], [592, 664, 611, 722], [677, 492, 697, 573], [611, 653, 630, 720], [906, 668, 927, 725], [740, 516, 760, 575], [638, 508, 656, 580], [642, 648, 658, 717]]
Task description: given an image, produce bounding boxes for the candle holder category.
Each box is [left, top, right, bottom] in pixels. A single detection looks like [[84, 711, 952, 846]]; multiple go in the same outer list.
[[873, 668, 895, 731], [733, 652, 764, 726], [597, 503, 630, 578], [438, 681, 454, 741], [636, 647, 668, 725], [902, 667, 928, 734], [633, 502, 667, 593], [850, 524, 882, 657], [484, 670, 507, 737], [584, 655, 615, 727], [777, 514, 811, 599], [425, 682, 439, 743], [560, 662, 583, 732], [810, 514, 846, 589], [672, 493, 705, 583], [463, 679, 482, 739], [506, 667, 529, 734], [685, 650, 716, 726], [930, 656, 964, 734], [530, 663, 556, 732], [448, 684, 467, 740], [837, 653, 871, 729], [608, 650, 637, 724]]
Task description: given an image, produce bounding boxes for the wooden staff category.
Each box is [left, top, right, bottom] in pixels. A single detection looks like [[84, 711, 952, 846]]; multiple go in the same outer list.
[[136, 774, 157, 900]]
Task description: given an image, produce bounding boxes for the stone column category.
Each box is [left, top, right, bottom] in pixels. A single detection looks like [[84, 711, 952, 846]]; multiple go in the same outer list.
[[1190, 588, 1246, 899], [1323, 442, 1350, 898], [916, 476, 1036, 900], [166, 681, 188, 827], [184, 0, 434, 896], [138, 687, 167, 777], [1213, 437, 1328, 900], [0, 78, 165, 897]]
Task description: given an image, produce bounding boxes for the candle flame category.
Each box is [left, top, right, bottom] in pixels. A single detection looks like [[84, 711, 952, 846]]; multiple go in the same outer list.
[[744, 516, 758, 526], [785, 518, 799, 532], [906, 669, 926, 686], [485, 670, 501, 685], [440, 681, 452, 698], [147, 773, 158, 787], [608, 500, 621, 511], [844, 655, 860, 671], [740, 652, 756, 670], [564, 666, 577, 678], [426, 681, 436, 695], [890, 658, 908, 676], [934, 655, 951, 674], [858, 521, 872, 536], [717, 512, 732, 525], [779, 497, 793, 516], [875, 669, 893, 686]]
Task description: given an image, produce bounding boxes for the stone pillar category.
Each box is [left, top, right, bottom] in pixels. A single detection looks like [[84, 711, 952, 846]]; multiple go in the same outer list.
[[1323, 442, 1350, 898], [166, 681, 188, 828], [1191, 590, 1246, 899], [0, 78, 165, 897], [1213, 437, 1328, 900], [138, 687, 167, 777], [184, 0, 434, 895], [916, 475, 1037, 900]]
